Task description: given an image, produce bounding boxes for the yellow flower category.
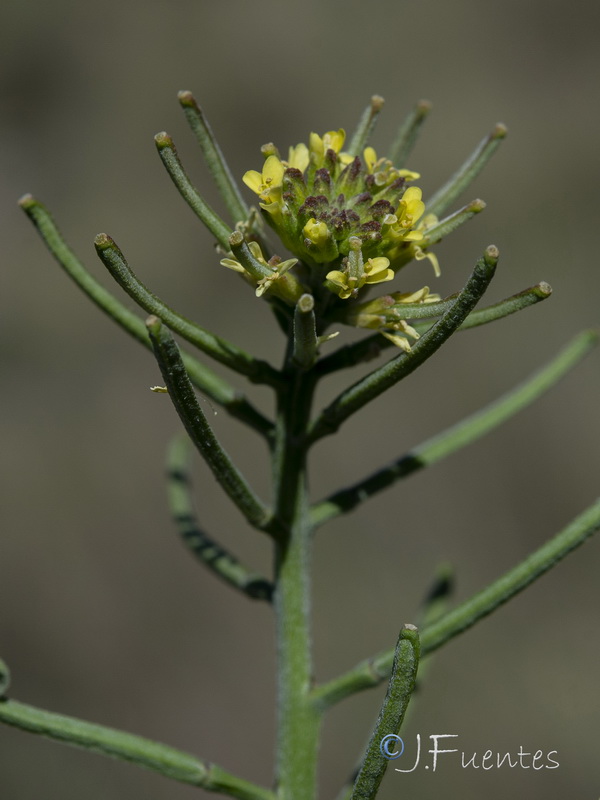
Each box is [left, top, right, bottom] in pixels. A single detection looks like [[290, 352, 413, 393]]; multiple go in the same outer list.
[[220, 241, 267, 273], [285, 143, 310, 172], [383, 186, 426, 243], [242, 155, 285, 207], [363, 147, 420, 184], [392, 286, 441, 304], [309, 129, 346, 166], [220, 242, 298, 297], [326, 256, 394, 300], [381, 325, 419, 353], [303, 218, 330, 246], [255, 258, 298, 298], [410, 212, 441, 276], [413, 246, 441, 277]]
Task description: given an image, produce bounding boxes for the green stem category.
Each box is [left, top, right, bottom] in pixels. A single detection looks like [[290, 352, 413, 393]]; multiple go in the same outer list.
[[147, 316, 274, 534], [94, 233, 281, 387], [332, 568, 451, 800], [347, 96, 385, 157], [420, 198, 486, 245], [413, 281, 552, 335], [293, 294, 318, 369], [425, 123, 507, 218], [229, 232, 304, 307], [309, 246, 498, 442], [387, 99, 432, 167], [0, 698, 273, 800], [178, 90, 249, 225], [272, 370, 321, 800], [350, 626, 420, 800], [154, 132, 232, 249], [311, 330, 598, 525], [319, 282, 553, 375], [167, 434, 274, 600], [19, 195, 273, 438], [311, 495, 600, 709]]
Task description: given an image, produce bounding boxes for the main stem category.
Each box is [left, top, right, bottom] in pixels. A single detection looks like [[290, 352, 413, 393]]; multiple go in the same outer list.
[[273, 365, 320, 800]]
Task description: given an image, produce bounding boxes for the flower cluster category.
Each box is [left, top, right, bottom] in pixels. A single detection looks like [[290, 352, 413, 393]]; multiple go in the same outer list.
[[238, 129, 439, 302], [217, 108, 497, 351]]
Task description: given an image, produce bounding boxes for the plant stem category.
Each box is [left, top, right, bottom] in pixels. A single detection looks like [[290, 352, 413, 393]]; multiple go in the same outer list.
[[147, 317, 274, 533], [309, 246, 498, 442], [387, 99, 432, 167], [420, 198, 486, 246], [95, 233, 282, 387], [167, 434, 274, 600], [319, 282, 553, 375], [312, 494, 600, 709], [425, 123, 507, 219], [347, 96, 385, 157], [19, 195, 273, 438], [178, 90, 249, 225], [311, 329, 598, 525], [0, 698, 274, 800], [272, 368, 321, 800], [293, 294, 318, 369], [154, 132, 232, 249], [350, 626, 420, 800]]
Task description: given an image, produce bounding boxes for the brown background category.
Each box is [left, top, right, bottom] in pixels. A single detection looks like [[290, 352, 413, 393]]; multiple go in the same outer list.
[[1, 1, 599, 798]]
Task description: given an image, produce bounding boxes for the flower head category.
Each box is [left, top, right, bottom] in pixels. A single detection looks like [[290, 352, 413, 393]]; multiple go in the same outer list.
[[325, 237, 394, 299], [233, 100, 492, 342], [242, 128, 436, 289], [243, 155, 285, 215]]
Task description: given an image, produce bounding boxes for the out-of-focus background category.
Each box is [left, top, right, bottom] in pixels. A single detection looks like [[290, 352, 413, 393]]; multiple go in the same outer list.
[[1, 1, 599, 798]]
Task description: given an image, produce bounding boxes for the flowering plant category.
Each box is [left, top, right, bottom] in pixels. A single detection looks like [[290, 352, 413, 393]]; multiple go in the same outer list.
[[1, 92, 598, 800]]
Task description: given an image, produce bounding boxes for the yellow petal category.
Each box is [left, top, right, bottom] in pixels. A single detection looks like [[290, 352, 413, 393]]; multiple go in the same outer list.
[[365, 268, 395, 285], [394, 286, 432, 304], [324, 129, 345, 153], [309, 132, 324, 159], [287, 143, 309, 172], [325, 270, 348, 288], [220, 258, 245, 273], [403, 230, 424, 241], [248, 241, 266, 263], [402, 186, 423, 203], [364, 146, 377, 172], [381, 331, 412, 352], [414, 247, 441, 277], [365, 256, 391, 276], [242, 170, 263, 193], [262, 155, 285, 186], [397, 169, 421, 181]]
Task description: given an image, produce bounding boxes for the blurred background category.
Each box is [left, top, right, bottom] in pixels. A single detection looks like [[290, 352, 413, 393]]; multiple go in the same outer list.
[[1, 0, 599, 797]]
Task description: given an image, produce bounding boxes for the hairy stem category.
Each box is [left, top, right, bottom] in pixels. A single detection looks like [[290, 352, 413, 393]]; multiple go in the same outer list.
[[147, 317, 274, 533], [309, 246, 498, 442], [350, 626, 420, 800], [19, 195, 272, 438], [312, 495, 600, 708], [0, 698, 274, 800], [272, 369, 321, 800], [167, 434, 274, 600], [95, 233, 282, 386], [178, 90, 249, 225]]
